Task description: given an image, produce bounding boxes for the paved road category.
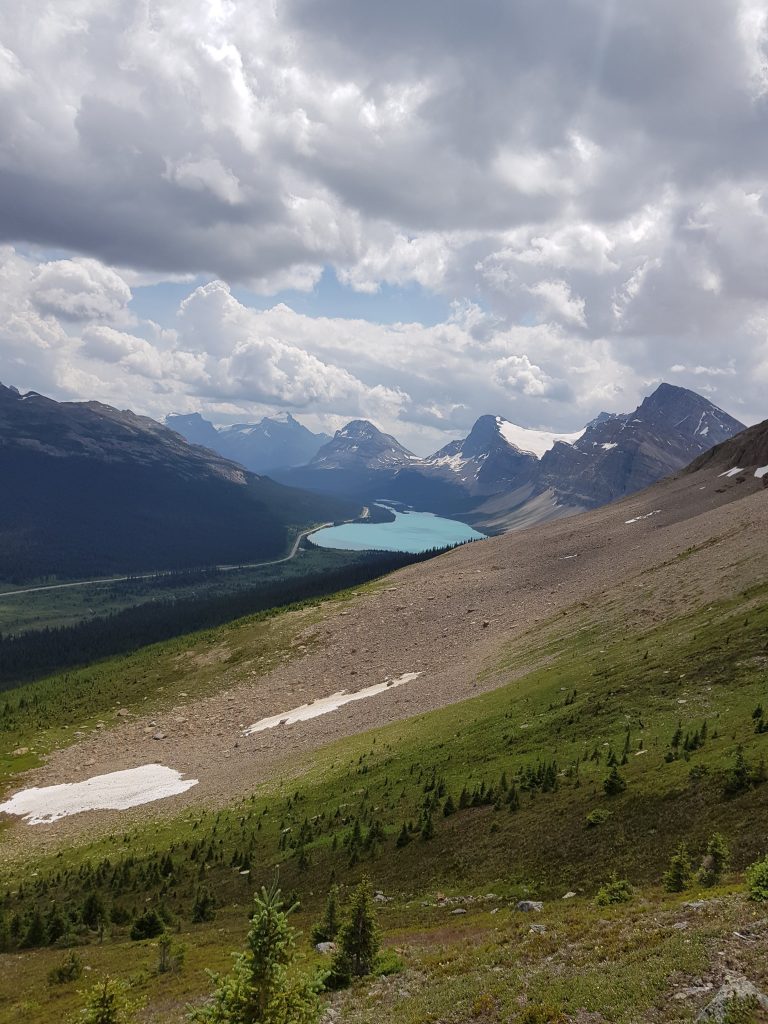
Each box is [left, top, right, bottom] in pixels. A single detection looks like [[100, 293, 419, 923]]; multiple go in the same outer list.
[[0, 523, 332, 600]]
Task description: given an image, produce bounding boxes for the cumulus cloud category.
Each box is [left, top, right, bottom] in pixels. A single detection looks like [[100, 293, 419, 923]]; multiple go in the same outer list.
[[0, 0, 768, 437]]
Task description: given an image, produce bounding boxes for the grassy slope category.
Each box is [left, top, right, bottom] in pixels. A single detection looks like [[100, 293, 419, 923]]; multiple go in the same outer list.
[[2, 561, 768, 1022]]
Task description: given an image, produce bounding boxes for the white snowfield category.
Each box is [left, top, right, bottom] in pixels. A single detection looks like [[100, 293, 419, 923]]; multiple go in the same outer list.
[[755, 466, 768, 479], [495, 417, 584, 458], [718, 467, 744, 477], [0, 764, 198, 825], [243, 672, 422, 736], [625, 509, 662, 524]]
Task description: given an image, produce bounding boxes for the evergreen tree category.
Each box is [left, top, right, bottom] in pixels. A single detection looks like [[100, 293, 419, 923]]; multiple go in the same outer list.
[[395, 823, 411, 848], [191, 887, 216, 924], [663, 843, 694, 892], [420, 813, 435, 841], [130, 909, 164, 941], [724, 746, 751, 795], [603, 765, 626, 797], [329, 878, 381, 988], [311, 886, 340, 945], [46, 905, 68, 944], [48, 950, 83, 986], [699, 832, 730, 886], [21, 908, 46, 948], [82, 892, 106, 931], [77, 977, 138, 1024], [189, 881, 319, 1024], [442, 794, 456, 817]]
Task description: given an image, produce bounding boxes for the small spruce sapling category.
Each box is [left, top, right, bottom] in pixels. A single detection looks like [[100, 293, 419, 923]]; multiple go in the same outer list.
[[746, 855, 768, 902], [311, 886, 340, 945], [188, 880, 320, 1024], [328, 878, 381, 988], [663, 843, 694, 892], [603, 765, 626, 797], [699, 833, 730, 886]]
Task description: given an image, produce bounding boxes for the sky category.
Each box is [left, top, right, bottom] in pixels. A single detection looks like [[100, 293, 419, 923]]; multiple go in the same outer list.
[[1, 0, 767, 455]]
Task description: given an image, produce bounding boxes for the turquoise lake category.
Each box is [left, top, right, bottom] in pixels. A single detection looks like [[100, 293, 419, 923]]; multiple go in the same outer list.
[[309, 505, 486, 553]]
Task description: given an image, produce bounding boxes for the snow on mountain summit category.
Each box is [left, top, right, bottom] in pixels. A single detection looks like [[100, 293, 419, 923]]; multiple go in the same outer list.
[[494, 417, 585, 458]]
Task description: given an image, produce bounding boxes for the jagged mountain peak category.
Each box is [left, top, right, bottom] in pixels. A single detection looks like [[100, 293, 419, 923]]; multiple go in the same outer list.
[[310, 419, 416, 471], [167, 410, 329, 472]]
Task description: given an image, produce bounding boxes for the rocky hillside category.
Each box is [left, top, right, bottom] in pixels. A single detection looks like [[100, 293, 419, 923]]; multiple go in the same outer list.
[[1, 415, 767, 1024], [0, 384, 353, 581]]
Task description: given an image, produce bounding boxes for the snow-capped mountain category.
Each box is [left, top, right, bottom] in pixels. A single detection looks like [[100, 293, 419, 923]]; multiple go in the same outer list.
[[166, 412, 329, 473], [536, 383, 745, 509], [310, 419, 418, 472], [419, 415, 584, 497], [252, 385, 745, 528], [278, 419, 420, 497]]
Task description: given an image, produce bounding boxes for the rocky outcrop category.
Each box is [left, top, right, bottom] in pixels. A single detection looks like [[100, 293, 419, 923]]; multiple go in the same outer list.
[[696, 974, 768, 1022]]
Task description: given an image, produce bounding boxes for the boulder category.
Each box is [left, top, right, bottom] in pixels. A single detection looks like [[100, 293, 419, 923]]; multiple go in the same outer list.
[[314, 941, 337, 954], [516, 900, 543, 912], [696, 975, 768, 1022]]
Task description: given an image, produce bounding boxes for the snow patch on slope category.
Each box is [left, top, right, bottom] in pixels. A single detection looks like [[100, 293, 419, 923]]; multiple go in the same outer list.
[[0, 765, 198, 825], [243, 673, 421, 735], [496, 417, 584, 458]]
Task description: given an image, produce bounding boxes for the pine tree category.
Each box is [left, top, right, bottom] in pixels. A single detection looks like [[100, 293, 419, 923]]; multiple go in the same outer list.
[[311, 886, 340, 945], [82, 892, 106, 931], [663, 843, 694, 892], [329, 878, 380, 988], [77, 977, 138, 1024], [189, 881, 319, 1024], [130, 909, 164, 941], [699, 833, 730, 886], [603, 765, 626, 797], [191, 887, 216, 924], [21, 908, 46, 948], [442, 794, 456, 817], [395, 823, 411, 848]]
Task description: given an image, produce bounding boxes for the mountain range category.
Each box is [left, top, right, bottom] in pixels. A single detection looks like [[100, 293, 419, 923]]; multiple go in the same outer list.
[[166, 412, 330, 474], [0, 384, 352, 582], [278, 383, 745, 530]]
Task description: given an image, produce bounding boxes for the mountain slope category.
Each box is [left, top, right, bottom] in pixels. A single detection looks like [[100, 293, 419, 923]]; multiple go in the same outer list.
[[2, 420, 768, 1023], [166, 411, 330, 473], [0, 384, 353, 581], [686, 416, 768, 477], [279, 419, 421, 497], [276, 386, 743, 529], [466, 383, 745, 530]]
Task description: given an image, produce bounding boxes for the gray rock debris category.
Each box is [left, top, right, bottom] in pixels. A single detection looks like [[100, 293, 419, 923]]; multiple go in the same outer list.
[[696, 975, 768, 1022], [516, 900, 543, 912]]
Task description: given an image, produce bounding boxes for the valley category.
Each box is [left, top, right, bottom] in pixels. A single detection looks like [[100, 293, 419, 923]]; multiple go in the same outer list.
[[0, 424, 766, 1022]]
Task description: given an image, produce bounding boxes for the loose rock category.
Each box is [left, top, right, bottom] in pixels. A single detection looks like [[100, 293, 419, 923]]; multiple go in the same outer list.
[[696, 975, 768, 1022]]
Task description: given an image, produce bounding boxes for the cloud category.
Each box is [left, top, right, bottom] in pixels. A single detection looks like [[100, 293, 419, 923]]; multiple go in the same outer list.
[[0, 2, 768, 438], [31, 258, 132, 321]]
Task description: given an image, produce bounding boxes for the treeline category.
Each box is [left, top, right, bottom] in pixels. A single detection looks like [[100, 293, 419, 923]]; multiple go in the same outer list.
[[0, 544, 459, 689]]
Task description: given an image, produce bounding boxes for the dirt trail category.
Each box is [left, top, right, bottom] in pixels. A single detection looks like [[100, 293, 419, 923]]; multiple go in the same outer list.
[[2, 468, 766, 856]]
